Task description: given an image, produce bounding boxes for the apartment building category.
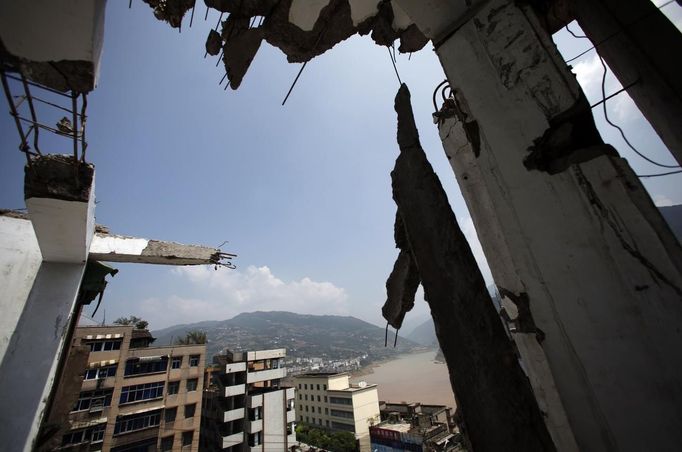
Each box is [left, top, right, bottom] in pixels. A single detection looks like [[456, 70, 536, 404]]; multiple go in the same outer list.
[[200, 348, 296, 451], [54, 325, 206, 451], [293, 373, 380, 451]]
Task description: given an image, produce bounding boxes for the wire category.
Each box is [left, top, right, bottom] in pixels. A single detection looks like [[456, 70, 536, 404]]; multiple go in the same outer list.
[[564, 23, 680, 170], [636, 169, 682, 178], [595, 54, 679, 169], [387, 46, 402, 86]]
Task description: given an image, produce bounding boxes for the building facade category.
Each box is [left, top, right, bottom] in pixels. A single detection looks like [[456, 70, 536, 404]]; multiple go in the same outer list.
[[293, 373, 380, 451], [55, 325, 206, 451], [201, 348, 296, 451]]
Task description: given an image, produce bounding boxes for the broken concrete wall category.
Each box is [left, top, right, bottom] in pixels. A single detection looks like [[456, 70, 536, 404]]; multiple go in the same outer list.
[[389, 84, 556, 452], [431, 0, 682, 450]]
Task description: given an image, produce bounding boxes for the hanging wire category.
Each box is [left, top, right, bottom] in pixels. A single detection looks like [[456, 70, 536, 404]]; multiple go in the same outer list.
[[636, 169, 682, 178], [565, 23, 680, 170], [387, 46, 402, 86]]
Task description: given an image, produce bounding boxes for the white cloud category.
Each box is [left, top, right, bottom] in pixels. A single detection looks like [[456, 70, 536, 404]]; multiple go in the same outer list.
[[653, 194, 674, 207], [139, 265, 349, 328]]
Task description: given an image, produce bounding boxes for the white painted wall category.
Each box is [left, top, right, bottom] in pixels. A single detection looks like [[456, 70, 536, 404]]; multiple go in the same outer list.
[[0, 217, 42, 365], [262, 390, 287, 450]]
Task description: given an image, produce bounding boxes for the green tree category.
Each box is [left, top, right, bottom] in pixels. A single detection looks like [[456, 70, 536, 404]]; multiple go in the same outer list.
[[175, 330, 207, 345], [113, 316, 148, 330]]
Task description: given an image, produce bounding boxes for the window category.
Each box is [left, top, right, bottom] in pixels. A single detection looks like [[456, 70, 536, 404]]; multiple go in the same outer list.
[[323, 384, 327, 390], [85, 340, 122, 352], [304, 384, 307, 390], [185, 403, 196, 418], [325, 408, 328, 415], [165, 407, 177, 423], [84, 364, 117, 380], [330, 397, 352, 405], [114, 410, 161, 435], [189, 355, 200, 367], [119, 381, 164, 404], [306, 416, 309, 423], [168, 381, 180, 395], [299, 405, 303, 411], [324, 396, 328, 403], [287, 422, 294, 435], [186, 378, 198, 392], [249, 431, 261, 447], [182, 431, 193, 446], [61, 424, 105, 446], [250, 407, 262, 420], [161, 436, 174, 452], [325, 420, 329, 427], [299, 415, 303, 422], [124, 357, 168, 376], [317, 395, 321, 402], [171, 357, 182, 369], [304, 394, 308, 401], [305, 406, 308, 412], [317, 407, 321, 414], [331, 409, 354, 419], [73, 389, 112, 412], [299, 394, 302, 400], [318, 418, 322, 425], [298, 384, 301, 389], [317, 384, 320, 391], [331, 421, 355, 432]]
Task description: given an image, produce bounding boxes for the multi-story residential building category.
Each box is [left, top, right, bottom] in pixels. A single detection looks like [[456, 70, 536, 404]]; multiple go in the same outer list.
[[378, 402, 453, 428], [293, 372, 380, 451], [200, 348, 296, 451], [53, 325, 206, 451]]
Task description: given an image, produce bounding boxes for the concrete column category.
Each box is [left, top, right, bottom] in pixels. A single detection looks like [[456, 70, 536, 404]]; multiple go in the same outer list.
[[396, 0, 682, 450], [573, 0, 682, 167], [0, 155, 94, 451]]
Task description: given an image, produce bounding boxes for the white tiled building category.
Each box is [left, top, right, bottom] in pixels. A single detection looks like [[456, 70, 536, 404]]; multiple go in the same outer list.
[[293, 373, 380, 451]]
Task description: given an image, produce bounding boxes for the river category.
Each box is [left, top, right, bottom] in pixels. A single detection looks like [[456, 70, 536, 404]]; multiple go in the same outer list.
[[351, 350, 456, 409]]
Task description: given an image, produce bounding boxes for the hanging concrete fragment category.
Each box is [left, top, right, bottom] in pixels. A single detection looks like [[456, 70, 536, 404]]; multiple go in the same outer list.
[[141, 0, 430, 86], [205, 29, 223, 56], [223, 28, 264, 89], [382, 211, 420, 330], [388, 83, 556, 452]]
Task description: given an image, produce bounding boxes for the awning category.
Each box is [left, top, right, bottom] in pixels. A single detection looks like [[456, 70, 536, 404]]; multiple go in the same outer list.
[[87, 359, 117, 369], [84, 333, 122, 340]]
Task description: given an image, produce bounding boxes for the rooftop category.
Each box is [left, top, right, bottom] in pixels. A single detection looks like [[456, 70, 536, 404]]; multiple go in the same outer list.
[[297, 372, 347, 378]]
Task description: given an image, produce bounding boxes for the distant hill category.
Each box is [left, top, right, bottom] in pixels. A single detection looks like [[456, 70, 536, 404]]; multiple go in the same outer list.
[[660, 205, 682, 242], [152, 311, 421, 360], [405, 317, 437, 347]]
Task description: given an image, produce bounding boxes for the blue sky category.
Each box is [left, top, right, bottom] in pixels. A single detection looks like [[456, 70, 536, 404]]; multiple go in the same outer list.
[[1, 1, 680, 330]]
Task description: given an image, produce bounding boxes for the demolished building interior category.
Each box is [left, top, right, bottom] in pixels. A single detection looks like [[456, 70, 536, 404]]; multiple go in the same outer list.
[[1, 0, 682, 451]]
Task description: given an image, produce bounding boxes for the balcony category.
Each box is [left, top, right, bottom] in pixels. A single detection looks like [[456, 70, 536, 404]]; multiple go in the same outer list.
[[225, 384, 246, 397], [247, 419, 263, 433], [224, 408, 245, 423], [248, 394, 263, 409], [287, 410, 296, 423], [222, 432, 244, 449], [285, 387, 295, 399], [225, 362, 246, 373], [246, 368, 286, 384]]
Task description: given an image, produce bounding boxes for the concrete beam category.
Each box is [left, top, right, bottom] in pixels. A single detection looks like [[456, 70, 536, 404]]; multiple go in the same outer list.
[[0, 0, 106, 92], [24, 155, 96, 263], [89, 233, 234, 266]]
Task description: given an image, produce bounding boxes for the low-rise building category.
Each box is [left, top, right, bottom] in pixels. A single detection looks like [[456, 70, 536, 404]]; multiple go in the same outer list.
[[370, 402, 460, 452], [52, 325, 206, 451], [200, 348, 296, 451], [293, 372, 380, 451]]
